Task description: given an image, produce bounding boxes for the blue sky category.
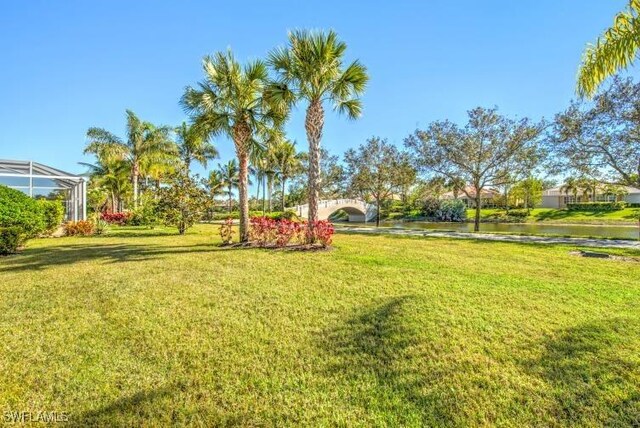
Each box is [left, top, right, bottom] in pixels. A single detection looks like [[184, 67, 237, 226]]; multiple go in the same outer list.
[[0, 0, 626, 180]]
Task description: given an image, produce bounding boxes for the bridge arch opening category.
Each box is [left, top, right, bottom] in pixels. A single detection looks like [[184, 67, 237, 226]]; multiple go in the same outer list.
[[328, 207, 367, 222]]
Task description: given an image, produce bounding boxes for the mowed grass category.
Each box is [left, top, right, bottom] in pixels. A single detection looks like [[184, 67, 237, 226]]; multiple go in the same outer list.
[[470, 207, 640, 224], [1, 225, 639, 426]]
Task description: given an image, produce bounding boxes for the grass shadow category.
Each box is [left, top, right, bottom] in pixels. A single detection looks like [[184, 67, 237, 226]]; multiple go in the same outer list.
[[319, 296, 456, 425], [523, 319, 640, 426], [0, 242, 221, 273], [68, 384, 179, 427]]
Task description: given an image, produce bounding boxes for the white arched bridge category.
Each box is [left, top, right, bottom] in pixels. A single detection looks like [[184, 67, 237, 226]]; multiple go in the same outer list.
[[288, 198, 377, 222]]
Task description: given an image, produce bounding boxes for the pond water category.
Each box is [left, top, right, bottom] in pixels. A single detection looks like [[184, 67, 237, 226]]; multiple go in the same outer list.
[[342, 221, 640, 240]]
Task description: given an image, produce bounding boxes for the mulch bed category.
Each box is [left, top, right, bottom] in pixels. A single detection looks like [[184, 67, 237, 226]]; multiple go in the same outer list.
[[220, 242, 332, 252], [569, 250, 639, 262]]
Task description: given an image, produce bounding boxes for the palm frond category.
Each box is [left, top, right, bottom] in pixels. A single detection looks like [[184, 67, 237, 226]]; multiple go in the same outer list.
[[577, 0, 640, 97]]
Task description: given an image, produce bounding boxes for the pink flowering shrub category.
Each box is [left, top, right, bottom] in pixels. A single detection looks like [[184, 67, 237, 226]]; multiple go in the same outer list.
[[249, 217, 335, 247]]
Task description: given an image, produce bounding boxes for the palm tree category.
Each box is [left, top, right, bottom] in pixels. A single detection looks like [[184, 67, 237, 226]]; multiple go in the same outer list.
[[182, 50, 285, 242], [560, 177, 580, 203], [217, 160, 240, 213], [85, 110, 175, 208], [175, 121, 219, 170], [446, 177, 465, 200], [80, 157, 131, 213], [577, 0, 640, 97], [273, 140, 303, 210], [267, 30, 368, 240], [204, 170, 225, 197]]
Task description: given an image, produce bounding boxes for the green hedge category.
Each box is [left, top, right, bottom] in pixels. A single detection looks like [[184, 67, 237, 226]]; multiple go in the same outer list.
[[0, 185, 46, 237], [0, 227, 22, 255], [37, 199, 64, 233], [567, 202, 627, 211]]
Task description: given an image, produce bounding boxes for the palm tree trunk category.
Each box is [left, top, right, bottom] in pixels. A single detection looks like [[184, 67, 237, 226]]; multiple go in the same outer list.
[[111, 190, 116, 213], [262, 177, 266, 215], [305, 99, 324, 242], [228, 185, 232, 213], [267, 175, 273, 213], [281, 177, 286, 211], [233, 122, 252, 242], [238, 153, 250, 242], [132, 163, 139, 209]]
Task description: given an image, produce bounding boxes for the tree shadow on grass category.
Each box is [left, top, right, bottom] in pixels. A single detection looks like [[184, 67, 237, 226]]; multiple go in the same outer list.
[[319, 296, 457, 425], [68, 384, 179, 427], [524, 319, 640, 426], [0, 242, 221, 273]]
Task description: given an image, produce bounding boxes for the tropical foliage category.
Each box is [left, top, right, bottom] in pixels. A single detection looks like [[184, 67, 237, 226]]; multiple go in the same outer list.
[[577, 0, 640, 97], [267, 30, 368, 240], [182, 50, 285, 242], [85, 110, 176, 208]]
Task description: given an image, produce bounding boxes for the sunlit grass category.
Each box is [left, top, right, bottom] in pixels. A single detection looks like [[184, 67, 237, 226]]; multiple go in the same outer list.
[[1, 225, 638, 426]]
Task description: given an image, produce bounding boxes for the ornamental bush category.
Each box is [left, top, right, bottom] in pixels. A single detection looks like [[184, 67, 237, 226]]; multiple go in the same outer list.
[[64, 220, 95, 236], [0, 227, 22, 255], [434, 199, 467, 222], [0, 185, 46, 237]]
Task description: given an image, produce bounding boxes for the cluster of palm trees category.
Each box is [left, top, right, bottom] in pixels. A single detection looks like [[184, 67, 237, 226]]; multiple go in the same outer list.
[[84, 30, 368, 243], [83, 111, 218, 211], [560, 177, 628, 202], [182, 30, 367, 242]]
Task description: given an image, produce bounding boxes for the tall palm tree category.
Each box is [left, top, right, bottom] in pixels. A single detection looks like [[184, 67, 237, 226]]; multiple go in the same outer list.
[[182, 50, 285, 242], [577, 0, 640, 97], [217, 160, 240, 213], [85, 110, 175, 208], [273, 140, 303, 210], [175, 121, 219, 170], [267, 30, 368, 240]]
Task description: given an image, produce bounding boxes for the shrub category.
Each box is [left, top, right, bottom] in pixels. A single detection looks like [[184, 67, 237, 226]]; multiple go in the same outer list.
[[434, 199, 467, 222], [248, 217, 335, 248], [156, 170, 211, 235], [506, 209, 530, 219], [420, 197, 441, 218], [37, 199, 64, 233], [0, 227, 22, 255], [100, 212, 132, 225], [219, 218, 235, 244], [94, 217, 108, 235], [0, 185, 45, 237], [567, 202, 627, 211], [64, 220, 94, 236]]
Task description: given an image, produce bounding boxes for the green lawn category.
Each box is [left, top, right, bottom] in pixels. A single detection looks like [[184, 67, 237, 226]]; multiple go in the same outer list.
[[469, 207, 640, 224], [1, 225, 639, 426]]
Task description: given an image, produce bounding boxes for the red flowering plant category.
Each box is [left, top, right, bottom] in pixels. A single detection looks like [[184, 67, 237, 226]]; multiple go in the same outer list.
[[249, 216, 277, 247], [100, 212, 132, 225], [310, 220, 335, 247], [249, 216, 335, 248]]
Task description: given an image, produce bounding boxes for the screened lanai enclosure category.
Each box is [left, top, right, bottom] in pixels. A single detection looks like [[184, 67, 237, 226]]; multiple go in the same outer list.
[[0, 159, 87, 221]]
